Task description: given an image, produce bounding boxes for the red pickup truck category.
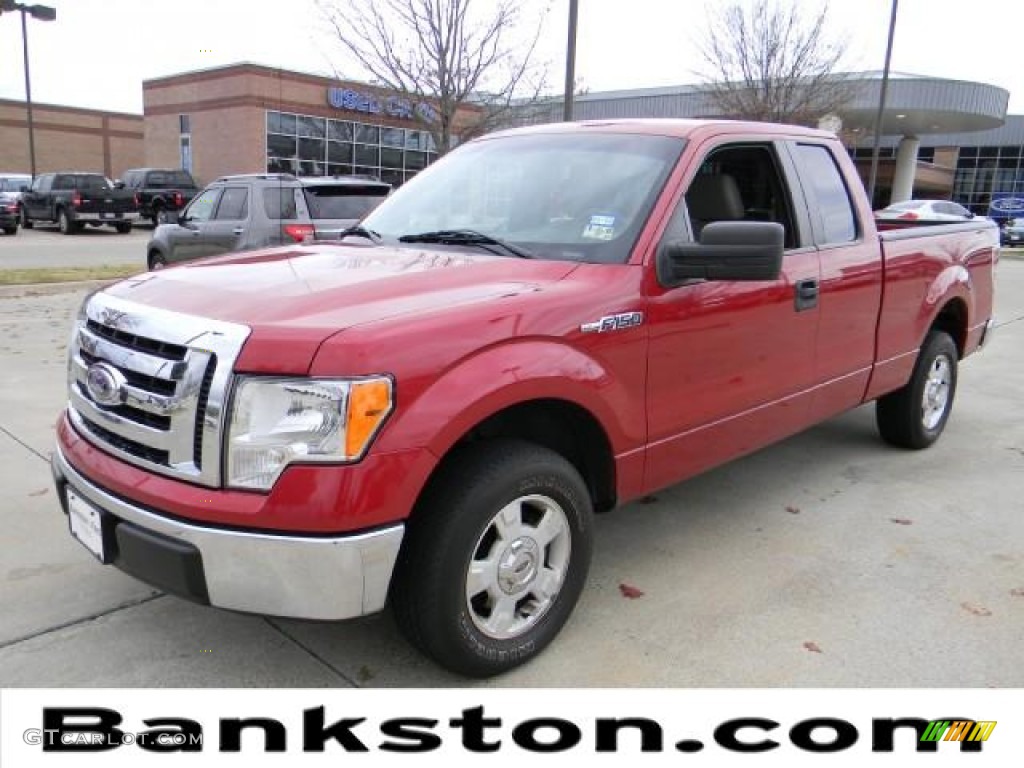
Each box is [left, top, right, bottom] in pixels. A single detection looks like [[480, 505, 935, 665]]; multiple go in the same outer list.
[[52, 120, 996, 677]]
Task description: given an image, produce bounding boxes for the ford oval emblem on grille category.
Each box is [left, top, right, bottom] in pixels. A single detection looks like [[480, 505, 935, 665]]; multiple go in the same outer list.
[[86, 363, 126, 406]]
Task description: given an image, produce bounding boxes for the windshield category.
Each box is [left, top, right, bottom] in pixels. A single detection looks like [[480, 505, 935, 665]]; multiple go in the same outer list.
[[361, 132, 685, 263]]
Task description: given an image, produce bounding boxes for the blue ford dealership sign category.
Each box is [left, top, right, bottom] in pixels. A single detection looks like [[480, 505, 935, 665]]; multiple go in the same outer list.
[[988, 193, 1024, 220]]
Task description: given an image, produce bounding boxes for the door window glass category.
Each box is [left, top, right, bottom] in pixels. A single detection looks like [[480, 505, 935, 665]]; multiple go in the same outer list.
[[214, 187, 249, 220], [185, 188, 222, 222]]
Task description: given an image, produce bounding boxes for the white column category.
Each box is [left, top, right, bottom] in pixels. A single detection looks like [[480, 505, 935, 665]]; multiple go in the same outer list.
[[891, 135, 920, 203]]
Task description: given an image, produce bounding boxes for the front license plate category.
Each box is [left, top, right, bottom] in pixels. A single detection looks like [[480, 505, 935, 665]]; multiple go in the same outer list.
[[68, 488, 107, 562]]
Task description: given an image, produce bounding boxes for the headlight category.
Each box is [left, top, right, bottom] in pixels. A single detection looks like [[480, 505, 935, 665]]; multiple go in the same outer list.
[[226, 376, 393, 490]]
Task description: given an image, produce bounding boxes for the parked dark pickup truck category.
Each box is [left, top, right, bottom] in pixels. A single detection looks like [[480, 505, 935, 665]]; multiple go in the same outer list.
[[121, 168, 199, 227], [21, 172, 139, 234], [53, 119, 996, 677]]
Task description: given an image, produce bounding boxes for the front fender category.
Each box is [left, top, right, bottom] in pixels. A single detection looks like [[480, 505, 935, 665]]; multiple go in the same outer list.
[[374, 339, 645, 464]]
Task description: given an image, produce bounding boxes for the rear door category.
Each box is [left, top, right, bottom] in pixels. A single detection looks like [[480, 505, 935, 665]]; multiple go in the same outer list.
[[787, 141, 883, 422], [644, 139, 822, 491], [24, 174, 52, 218]]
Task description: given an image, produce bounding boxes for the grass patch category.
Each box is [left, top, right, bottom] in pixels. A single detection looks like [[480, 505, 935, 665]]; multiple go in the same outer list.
[[0, 265, 143, 285]]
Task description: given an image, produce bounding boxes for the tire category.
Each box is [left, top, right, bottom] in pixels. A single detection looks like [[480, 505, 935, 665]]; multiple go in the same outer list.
[[58, 208, 79, 235], [114, 222, 131, 234], [876, 330, 958, 449], [151, 207, 162, 228], [148, 250, 167, 270], [2, 225, 15, 236], [19, 208, 32, 229], [391, 440, 593, 677]]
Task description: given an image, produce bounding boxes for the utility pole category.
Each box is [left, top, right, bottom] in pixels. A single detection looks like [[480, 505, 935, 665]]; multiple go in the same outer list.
[[563, 0, 578, 122]]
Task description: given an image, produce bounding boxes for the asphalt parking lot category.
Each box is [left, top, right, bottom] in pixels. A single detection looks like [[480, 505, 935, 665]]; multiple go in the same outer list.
[[0, 224, 151, 270], [0, 255, 1022, 688]]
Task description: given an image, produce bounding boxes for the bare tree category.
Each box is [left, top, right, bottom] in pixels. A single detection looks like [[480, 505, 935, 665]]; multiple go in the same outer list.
[[318, 0, 549, 153], [695, 0, 852, 126]]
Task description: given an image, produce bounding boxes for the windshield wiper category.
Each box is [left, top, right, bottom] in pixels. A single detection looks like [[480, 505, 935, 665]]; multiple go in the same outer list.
[[338, 225, 382, 242], [398, 229, 534, 259]]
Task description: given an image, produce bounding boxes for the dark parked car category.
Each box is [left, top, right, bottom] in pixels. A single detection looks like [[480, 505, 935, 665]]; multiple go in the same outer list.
[[20, 172, 139, 234], [120, 168, 199, 227], [146, 174, 389, 268], [0, 174, 31, 235], [1000, 217, 1024, 246]]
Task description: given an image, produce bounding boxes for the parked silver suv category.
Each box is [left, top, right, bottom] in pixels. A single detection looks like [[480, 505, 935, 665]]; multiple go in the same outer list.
[[145, 173, 390, 269]]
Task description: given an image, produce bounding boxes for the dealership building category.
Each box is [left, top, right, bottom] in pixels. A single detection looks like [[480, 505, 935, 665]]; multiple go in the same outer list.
[[1, 64, 1021, 216]]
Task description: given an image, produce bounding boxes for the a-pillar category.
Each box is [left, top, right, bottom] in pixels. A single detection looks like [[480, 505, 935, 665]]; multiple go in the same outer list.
[[891, 135, 920, 203]]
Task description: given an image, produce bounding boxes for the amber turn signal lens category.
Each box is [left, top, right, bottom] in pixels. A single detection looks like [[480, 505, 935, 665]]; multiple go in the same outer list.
[[345, 378, 393, 458]]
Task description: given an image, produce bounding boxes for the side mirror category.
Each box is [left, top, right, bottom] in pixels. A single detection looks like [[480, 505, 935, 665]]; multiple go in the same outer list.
[[113, 180, 125, 189], [657, 221, 784, 286]]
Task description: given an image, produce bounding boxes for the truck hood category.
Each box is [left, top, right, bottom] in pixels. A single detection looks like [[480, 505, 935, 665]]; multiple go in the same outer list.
[[105, 243, 578, 373]]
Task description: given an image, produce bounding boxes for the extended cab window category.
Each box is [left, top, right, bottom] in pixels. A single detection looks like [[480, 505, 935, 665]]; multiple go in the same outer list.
[[661, 143, 800, 249], [793, 144, 857, 244]]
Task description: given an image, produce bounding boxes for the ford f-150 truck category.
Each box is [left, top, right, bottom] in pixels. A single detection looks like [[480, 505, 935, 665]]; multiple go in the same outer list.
[[21, 172, 139, 234], [52, 120, 996, 677]]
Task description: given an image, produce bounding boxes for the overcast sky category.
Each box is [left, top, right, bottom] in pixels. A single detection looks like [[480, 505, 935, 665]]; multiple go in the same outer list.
[[0, 0, 1021, 115]]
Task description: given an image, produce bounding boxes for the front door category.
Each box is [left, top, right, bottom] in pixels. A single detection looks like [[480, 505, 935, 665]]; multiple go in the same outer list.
[[644, 140, 821, 492]]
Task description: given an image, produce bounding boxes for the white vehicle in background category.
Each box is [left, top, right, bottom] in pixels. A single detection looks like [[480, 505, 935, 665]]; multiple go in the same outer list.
[[874, 199, 976, 222]]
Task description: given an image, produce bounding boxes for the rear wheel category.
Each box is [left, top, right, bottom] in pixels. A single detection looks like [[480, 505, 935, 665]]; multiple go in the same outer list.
[[114, 222, 131, 234], [58, 208, 79, 235], [876, 330, 958, 449], [2, 225, 16, 236], [391, 440, 593, 677]]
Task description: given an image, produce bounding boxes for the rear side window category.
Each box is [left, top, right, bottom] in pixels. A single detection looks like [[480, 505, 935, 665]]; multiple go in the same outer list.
[[303, 184, 389, 220], [262, 187, 299, 220], [214, 187, 249, 220], [53, 175, 73, 190], [78, 175, 112, 192], [794, 144, 857, 244]]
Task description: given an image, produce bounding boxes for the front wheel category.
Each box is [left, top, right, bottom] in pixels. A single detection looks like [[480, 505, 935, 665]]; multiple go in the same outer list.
[[148, 250, 167, 270], [876, 330, 958, 449], [391, 440, 593, 677], [19, 208, 32, 229]]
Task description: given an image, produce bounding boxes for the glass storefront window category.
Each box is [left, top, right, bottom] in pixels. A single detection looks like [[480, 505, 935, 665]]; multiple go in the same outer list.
[[381, 147, 403, 169], [328, 120, 354, 142], [267, 110, 439, 185], [327, 142, 352, 164], [297, 116, 326, 138], [381, 127, 405, 148], [354, 144, 379, 166], [268, 112, 297, 135], [267, 134, 296, 158], [299, 137, 326, 161], [354, 124, 380, 144]]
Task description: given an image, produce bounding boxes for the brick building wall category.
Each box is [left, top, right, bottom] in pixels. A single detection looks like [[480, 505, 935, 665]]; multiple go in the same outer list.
[[0, 99, 143, 177]]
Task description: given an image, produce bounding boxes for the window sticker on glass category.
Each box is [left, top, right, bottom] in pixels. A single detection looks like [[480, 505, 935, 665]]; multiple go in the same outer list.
[[582, 213, 617, 241]]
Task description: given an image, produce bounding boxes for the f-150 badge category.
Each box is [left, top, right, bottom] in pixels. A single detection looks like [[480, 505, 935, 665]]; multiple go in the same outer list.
[[580, 311, 644, 334]]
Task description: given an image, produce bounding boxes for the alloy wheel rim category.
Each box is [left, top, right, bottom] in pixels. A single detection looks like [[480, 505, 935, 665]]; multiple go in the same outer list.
[[922, 355, 952, 430], [465, 494, 571, 640]]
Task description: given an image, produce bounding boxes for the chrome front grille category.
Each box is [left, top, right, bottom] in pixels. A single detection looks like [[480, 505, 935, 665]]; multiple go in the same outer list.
[[68, 290, 250, 487]]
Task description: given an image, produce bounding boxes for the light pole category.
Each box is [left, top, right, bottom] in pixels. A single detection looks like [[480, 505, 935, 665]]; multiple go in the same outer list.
[[563, 0, 578, 122], [1, 1, 57, 178]]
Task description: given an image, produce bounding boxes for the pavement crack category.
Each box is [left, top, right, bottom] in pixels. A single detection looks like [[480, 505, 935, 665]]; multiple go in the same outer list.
[[993, 313, 1024, 329], [0, 593, 166, 650], [0, 425, 50, 464], [263, 618, 358, 688]]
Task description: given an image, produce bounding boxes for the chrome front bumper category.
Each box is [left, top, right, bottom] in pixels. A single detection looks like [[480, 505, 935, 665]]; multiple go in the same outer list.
[[52, 447, 404, 621]]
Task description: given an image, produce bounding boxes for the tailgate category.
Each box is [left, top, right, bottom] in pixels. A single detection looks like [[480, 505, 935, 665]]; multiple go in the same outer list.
[[78, 190, 136, 214]]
